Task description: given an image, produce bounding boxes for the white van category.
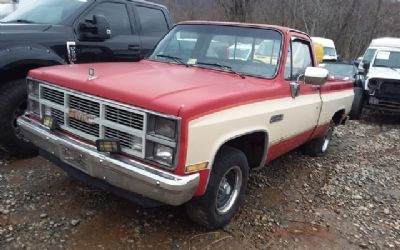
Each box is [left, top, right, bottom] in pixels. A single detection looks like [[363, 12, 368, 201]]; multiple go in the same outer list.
[[311, 37, 338, 61]]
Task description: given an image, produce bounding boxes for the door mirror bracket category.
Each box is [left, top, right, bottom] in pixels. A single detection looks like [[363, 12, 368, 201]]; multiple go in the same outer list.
[[290, 74, 303, 98]]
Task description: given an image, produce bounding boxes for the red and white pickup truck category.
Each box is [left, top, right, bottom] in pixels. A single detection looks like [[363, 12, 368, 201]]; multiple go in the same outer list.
[[18, 21, 354, 228]]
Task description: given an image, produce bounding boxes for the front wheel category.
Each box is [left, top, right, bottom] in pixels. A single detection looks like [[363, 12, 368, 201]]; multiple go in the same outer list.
[[302, 121, 335, 157], [0, 79, 38, 158], [186, 146, 249, 229]]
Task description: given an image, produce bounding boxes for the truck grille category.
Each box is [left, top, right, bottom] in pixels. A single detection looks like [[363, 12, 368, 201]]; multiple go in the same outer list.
[[380, 81, 400, 99], [38, 84, 146, 158]]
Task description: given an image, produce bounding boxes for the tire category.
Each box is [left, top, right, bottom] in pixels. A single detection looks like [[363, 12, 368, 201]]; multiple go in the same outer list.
[[349, 87, 364, 120], [302, 121, 334, 157], [0, 79, 38, 158], [186, 146, 249, 229]]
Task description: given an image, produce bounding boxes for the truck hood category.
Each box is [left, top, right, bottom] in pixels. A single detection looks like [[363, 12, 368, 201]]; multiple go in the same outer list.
[[29, 61, 281, 119], [368, 67, 400, 80]]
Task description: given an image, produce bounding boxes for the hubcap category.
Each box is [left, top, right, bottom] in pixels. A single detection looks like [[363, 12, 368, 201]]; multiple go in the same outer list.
[[216, 165, 242, 215]]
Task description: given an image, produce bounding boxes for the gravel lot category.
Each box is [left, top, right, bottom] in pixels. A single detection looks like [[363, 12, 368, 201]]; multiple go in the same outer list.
[[0, 113, 399, 250]]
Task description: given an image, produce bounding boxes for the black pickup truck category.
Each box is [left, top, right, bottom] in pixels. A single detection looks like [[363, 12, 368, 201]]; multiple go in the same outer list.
[[0, 0, 172, 157]]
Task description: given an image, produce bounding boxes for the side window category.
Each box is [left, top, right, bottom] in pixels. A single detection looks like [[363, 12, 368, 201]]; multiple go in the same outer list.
[[83, 2, 131, 37], [285, 40, 313, 80], [137, 6, 168, 36]]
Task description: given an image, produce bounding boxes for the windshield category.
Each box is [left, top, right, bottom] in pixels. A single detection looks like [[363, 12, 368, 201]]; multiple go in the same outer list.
[[320, 63, 356, 78], [1, 0, 90, 25], [362, 49, 376, 64], [373, 51, 400, 69], [324, 47, 336, 57], [148, 24, 283, 79]]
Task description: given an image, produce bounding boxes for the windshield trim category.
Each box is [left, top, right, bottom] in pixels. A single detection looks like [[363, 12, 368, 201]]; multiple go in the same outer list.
[[146, 23, 285, 80]]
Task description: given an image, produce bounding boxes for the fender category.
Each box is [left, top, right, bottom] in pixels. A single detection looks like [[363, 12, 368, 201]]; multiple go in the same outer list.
[[0, 44, 67, 81], [193, 128, 269, 196]]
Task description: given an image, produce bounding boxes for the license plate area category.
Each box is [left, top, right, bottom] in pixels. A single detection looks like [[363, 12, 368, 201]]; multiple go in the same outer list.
[[61, 146, 88, 172]]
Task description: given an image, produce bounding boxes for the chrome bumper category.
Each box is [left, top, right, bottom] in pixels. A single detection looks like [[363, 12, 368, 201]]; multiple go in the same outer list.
[[17, 116, 199, 206]]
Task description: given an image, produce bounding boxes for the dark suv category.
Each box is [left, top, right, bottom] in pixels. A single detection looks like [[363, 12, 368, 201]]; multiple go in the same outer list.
[[0, 0, 172, 157]]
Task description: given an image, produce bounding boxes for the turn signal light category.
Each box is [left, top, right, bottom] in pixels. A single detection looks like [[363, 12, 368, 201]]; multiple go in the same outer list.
[[96, 139, 121, 153], [185, 162, 208, 173]]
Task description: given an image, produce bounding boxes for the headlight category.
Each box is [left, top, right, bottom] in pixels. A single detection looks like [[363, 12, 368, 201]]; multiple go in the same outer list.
[[146, 114, 179, 168], [154, 117, 176, 139], [27, 79, 40, 97], [153, 143, 174, 165]]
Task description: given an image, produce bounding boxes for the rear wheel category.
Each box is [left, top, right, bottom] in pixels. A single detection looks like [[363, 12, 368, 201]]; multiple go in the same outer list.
[[0, 79, 38, 158], [302, 121, 335, 157], [186, 146, 249, 229], [349, 87, 364, 120]]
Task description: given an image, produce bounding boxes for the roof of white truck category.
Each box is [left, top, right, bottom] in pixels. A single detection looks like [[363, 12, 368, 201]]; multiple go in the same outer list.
[[370, 37, 400, 49]]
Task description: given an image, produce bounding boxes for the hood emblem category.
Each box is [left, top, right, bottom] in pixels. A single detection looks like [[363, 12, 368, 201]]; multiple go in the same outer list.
[[88, 67, 96, 80]]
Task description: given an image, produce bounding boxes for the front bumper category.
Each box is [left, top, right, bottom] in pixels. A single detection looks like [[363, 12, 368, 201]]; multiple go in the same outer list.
[[17, 116, 199, 206], [367, 96, 400, 113]]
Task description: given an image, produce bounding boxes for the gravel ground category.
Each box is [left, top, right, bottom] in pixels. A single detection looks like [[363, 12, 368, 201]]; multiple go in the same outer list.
[[0, 113, 399, 250]]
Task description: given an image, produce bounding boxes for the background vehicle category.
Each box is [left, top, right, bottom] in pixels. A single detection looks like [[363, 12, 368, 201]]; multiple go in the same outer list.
[[320, 61, 364, 119], [0, 0, 172, 157], [354, 37, 400, 117], [311, 37, 338, 61], [18, 22, 353, 228]]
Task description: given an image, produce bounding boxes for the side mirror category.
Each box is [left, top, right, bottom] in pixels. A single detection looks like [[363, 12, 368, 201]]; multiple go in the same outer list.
[[304, 67, 328, 86], [78, 15, 111, 41]]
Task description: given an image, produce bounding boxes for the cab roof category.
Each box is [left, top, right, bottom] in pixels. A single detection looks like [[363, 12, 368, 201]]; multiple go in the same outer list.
[[177, 21, 310, 39]]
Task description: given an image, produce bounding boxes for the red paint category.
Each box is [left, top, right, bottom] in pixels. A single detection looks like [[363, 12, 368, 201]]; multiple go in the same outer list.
[[27, 22, 353, 197], [266, 123, 330, 162]]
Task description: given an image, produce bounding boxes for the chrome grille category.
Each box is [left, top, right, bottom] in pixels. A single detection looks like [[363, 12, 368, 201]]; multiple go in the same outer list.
[[70, 95, 100, 117], [51, 108, 65, 125], [69, 118, 100, 137], [105, 105, 144, 130], [42, 87, 64, 105], [105, 127, 141, 151], [37, 83, 147, 158]]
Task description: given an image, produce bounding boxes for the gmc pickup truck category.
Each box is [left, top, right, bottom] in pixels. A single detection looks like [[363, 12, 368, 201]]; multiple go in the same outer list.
[[0, 0, 172, 157], [17, 22, 354, 228]]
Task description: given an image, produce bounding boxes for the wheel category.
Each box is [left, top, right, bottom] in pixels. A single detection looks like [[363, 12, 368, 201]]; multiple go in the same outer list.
[[349, 87, 364, 120], [302, 121, 335, 157], [186, 146, 249, 229], [0, 79, 38, 158]]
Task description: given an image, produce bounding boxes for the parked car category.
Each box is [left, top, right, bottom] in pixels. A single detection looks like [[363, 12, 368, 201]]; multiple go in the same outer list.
[[311, 37, 338, 61], [353, 37, 400, 118], [319, 62, 364, 119], [17, 21, 354, 228], [0, 0, 172, 157]]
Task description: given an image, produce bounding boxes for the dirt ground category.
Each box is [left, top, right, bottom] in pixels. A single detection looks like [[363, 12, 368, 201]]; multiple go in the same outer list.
[[0, 113, 399, 250]]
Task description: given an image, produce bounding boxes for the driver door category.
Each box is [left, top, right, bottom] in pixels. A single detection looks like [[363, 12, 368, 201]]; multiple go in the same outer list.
[[280, 37, 322, 150], [73, 1, 141, 63]]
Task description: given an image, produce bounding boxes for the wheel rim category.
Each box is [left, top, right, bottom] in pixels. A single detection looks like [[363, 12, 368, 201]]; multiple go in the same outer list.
[[12, 101, 27, 139], [216, 165, 242, 215], [322, 125, 334, 152]]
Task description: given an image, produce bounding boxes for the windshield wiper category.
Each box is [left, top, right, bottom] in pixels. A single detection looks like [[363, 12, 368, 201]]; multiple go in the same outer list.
[[195, 62, 245, 79], [5, 19, 35, 24], [155, 54, 188, 67]]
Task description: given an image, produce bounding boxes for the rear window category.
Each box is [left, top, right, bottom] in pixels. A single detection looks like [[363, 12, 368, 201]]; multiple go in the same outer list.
[[137, 6, 168, 36]]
